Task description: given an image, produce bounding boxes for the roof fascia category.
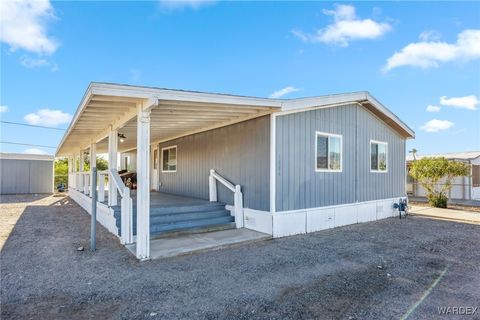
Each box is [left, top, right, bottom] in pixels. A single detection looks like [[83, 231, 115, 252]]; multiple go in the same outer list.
[[280, 91, 415, 139]]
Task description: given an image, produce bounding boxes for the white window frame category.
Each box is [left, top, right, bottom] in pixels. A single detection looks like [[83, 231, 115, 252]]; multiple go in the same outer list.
[[315, 131, 343, 173], [370, 140, 388, 173], [161, 145, 177, 173]]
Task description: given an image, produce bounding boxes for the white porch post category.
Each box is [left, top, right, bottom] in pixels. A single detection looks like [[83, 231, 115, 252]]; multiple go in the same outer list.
[[108, 128, 118, 206], [79, 150, 84, 192], [136, 105, 151, 260], [67, 156, 73, 189], [90, 143, 96, 196], [72, 153, 78, 190], [209, 169, 217, 202]]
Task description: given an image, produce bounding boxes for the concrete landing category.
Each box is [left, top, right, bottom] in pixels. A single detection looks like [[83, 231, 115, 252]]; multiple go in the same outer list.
[[126, 228, 271, 260], [410, 205, 480, 225]]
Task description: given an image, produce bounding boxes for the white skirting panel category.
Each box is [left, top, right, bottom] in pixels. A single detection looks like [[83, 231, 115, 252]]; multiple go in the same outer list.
[[226, 205, 273, 235], [273, 211, 306, 237], [306, 207, 334, 232], [69, 189, 119, 237], [244, 208, 273, 235], [272, 197, 403, 238]]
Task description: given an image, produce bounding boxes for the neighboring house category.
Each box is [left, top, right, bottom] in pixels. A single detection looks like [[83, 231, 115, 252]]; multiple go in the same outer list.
[[407, 151, 480, 201], [0, 152, 54, 194], [56, 82, 414, 259]]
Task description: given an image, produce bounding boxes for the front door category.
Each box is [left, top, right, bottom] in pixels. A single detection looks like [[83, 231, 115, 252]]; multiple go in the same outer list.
[[151, 147, 159, 190]]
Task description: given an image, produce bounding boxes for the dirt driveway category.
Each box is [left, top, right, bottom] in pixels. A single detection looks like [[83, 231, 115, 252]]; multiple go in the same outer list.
[[1, 195, 479, 319]]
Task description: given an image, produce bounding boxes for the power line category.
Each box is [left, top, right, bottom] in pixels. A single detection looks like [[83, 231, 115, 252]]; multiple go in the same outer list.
[[0, 141, 57, 149], [0, 120, 66, 131]]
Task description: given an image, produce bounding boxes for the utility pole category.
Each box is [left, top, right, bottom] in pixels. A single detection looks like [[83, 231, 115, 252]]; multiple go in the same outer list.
[[91, 167, 97, 251]]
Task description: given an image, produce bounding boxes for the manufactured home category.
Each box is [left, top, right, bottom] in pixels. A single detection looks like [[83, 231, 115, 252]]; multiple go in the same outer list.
[[407, 151, 480, 201], [56, 82, 414, 260]]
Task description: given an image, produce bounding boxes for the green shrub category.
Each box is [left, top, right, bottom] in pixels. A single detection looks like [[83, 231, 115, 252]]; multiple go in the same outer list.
[[427, 193, 448, 208], [409, 157, 469, 208]]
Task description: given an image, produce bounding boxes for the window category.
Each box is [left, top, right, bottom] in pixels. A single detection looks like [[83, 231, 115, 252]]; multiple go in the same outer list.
[[161, 146, 177, 172], [315, 132, 342, 172], [370, 140, 387, 172]]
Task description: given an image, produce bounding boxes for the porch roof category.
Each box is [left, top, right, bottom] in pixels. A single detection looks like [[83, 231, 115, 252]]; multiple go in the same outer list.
[[56, 83, 414, 156], [56, 82, 282, 156]]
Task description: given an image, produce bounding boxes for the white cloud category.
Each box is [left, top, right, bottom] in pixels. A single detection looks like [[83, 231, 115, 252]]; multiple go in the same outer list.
[[292, 4, 391, 47], [24, 109, 72, 127], [440, 95, 478, 111], [158, 0, 215, 10], [426, 105, 441, 112], [269, 86, 301, 99], [420, 119, 454, 132], [0, 106, 8, 113], [384, 29, 480, 71], [19, 55, 57, 71], [23, 148, 49, 155], [0, 0, 58, 55], [419, 30, 441, 42]]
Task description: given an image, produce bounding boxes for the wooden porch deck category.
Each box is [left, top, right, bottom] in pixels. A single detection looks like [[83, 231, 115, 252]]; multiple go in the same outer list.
[[129, 191, 212, 208], [102, 190, 211, 208]]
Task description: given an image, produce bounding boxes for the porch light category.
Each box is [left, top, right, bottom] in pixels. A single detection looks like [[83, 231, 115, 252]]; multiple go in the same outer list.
[[118, 133, 126, 143]]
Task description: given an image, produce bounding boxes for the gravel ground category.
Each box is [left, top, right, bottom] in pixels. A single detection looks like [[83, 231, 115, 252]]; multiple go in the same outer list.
[[0, 194, 53, 250], [1, 194, 479, 319]]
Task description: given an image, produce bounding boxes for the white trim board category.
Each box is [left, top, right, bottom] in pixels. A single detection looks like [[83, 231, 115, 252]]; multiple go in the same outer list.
[[269, 113, 276, 213]]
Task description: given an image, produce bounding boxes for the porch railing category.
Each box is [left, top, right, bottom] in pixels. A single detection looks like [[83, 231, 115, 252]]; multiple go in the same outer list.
[[69, 169, 132, 244], [109, 169, 133, 244], [209, 169, 244, 228], [70, 172, 91, 195]]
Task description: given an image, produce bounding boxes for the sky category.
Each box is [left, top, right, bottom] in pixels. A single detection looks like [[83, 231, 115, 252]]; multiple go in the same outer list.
[[1, 0, 479, 157]]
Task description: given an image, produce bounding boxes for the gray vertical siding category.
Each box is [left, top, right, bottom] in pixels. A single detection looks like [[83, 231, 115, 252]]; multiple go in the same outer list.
[[158, 116, 270, 211], [0, 159, 53, 194], [276, 104, 406, 211], [355, 106, 406, 202]]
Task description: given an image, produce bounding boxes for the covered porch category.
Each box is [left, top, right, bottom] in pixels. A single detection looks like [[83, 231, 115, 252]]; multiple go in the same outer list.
[[57, 83, 279, 260]]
